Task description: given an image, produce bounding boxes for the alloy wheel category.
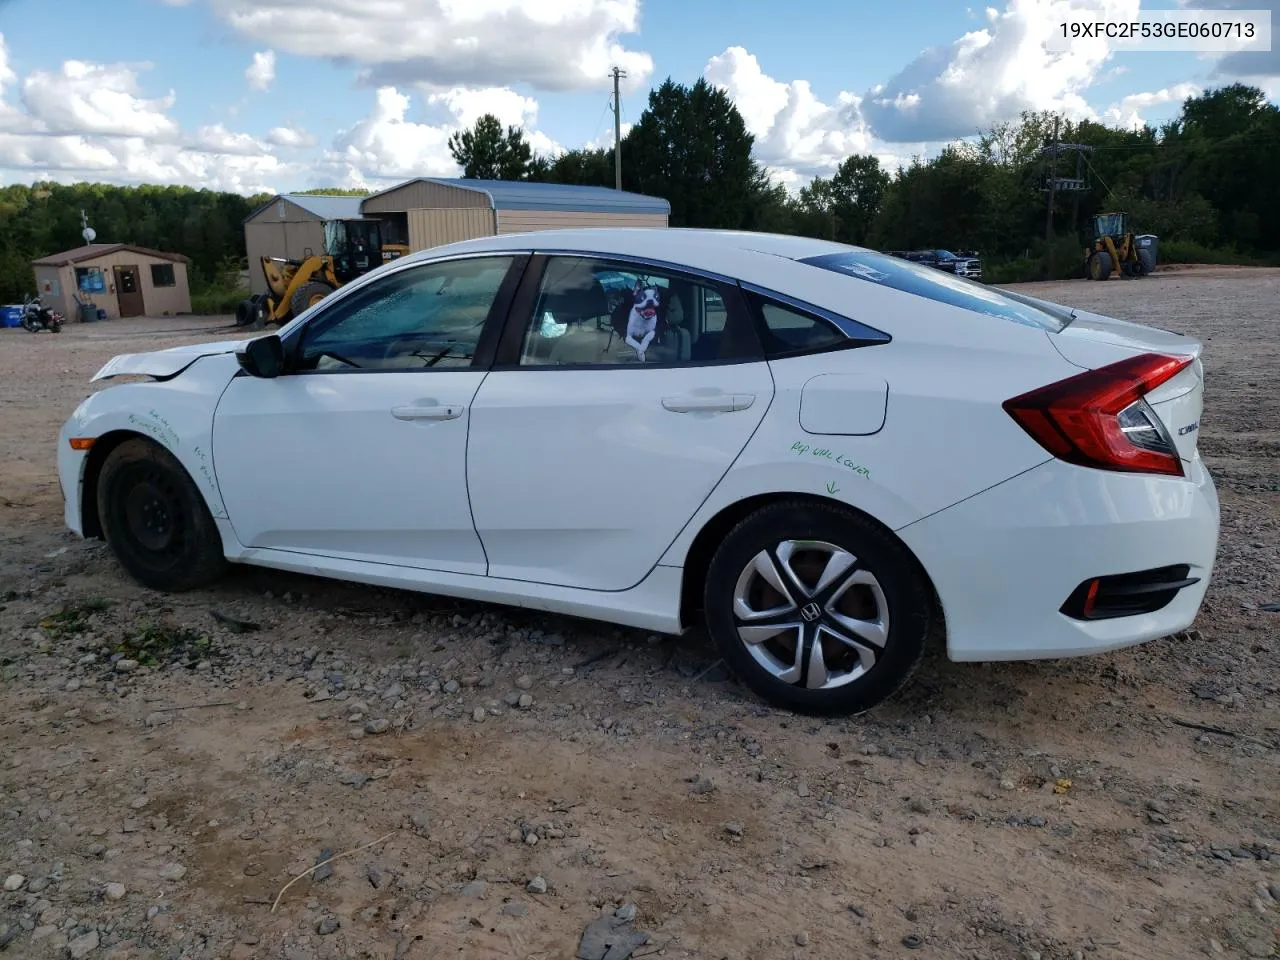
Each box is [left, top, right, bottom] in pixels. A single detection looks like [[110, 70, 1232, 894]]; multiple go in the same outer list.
[[731, 539, 889, 691]]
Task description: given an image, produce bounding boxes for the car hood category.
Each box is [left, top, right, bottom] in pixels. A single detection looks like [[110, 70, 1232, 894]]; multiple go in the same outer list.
[[91, 338, 248, 382]]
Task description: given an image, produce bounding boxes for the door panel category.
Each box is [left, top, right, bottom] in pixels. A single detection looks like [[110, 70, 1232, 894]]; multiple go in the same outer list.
[[467, 366, 772, 589], [212, 371, 488, 572], [210, 254, 524, 574], [114, 265, 144, 317], [466, 254, 772, 591]]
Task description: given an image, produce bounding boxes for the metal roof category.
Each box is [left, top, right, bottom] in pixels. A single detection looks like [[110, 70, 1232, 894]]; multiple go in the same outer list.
[[31, 243, 191, 267], [244, 193, 367, 223], [362, 178, 671, 216]]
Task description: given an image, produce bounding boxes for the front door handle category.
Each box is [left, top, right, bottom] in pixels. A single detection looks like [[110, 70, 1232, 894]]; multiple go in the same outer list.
[[661, 393, 754, 413], [391, 404, 464, 421]]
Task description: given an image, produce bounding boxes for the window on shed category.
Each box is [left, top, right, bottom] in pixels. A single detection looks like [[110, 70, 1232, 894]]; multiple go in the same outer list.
[[150, 264, 176, 287], [75, 267, 106, 293]]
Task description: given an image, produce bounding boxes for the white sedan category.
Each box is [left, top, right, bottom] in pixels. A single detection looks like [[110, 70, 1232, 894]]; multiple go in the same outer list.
[[57, 228, 1220, 715]]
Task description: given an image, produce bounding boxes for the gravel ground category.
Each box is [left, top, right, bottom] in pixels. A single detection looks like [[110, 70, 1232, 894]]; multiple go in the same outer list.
[[1, 265, 1277, 960]]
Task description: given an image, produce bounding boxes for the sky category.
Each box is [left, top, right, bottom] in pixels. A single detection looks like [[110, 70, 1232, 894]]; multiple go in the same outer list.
[[0, 0, 1275, 197]]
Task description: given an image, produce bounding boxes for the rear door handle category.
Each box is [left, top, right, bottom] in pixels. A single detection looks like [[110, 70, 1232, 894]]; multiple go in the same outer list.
[[661, 393, 754, 413], [391, 404, 463, 421]]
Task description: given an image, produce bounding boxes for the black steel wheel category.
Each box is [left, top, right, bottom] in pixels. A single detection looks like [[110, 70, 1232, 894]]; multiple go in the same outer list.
[[97, 437, 227, 591], [703, 500, 933, 716]]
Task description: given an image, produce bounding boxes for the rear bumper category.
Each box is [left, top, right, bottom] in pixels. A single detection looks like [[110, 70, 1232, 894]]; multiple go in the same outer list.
[[897, 456, 1219, 661]]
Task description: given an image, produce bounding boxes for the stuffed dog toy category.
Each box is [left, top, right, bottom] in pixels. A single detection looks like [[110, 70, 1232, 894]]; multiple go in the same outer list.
[[615, 281, 667, 362]]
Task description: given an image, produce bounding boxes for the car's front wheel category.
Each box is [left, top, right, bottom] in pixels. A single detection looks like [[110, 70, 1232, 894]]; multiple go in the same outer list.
[[97, 437, 228, 592], [703, 500, 933, 716]]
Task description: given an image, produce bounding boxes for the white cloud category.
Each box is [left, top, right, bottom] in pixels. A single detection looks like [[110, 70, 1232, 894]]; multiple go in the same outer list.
[[1102, 82, 1201, 129], [0, 40, 287, 194], [861, 0, 1143, 142], [317, 84, 562, 188], [204, 0, 653, 93], [266, 125, 317, 148], [703, 47, 927, 190], [21, 60, 179, 139], [193, 123, 268, 155], [245, 50, 276, 91], [423, 86, 538, 130]]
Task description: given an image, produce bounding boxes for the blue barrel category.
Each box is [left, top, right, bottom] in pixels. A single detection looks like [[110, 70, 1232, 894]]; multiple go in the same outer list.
[[0, 305, 22, 328]]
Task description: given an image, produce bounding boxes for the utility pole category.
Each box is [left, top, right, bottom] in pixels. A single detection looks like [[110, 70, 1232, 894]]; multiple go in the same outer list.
[[1044, 114, 1060, 278], [611, 66, 627, 191]]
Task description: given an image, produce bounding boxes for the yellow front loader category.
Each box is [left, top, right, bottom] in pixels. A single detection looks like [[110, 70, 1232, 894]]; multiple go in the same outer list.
[[236, 218, 394, 327], [1085, 211, 1148, 280]]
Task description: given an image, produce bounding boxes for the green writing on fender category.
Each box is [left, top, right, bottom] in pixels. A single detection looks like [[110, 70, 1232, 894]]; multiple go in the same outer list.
[[790, 441, 871, 478]]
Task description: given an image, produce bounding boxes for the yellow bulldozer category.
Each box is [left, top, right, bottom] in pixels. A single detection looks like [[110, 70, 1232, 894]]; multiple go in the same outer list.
[[1084, 211, 1153, 280], [235, 218, 409, 328]]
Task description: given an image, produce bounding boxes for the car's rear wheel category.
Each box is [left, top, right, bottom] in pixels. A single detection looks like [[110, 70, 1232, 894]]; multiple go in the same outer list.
[[97, 437, 227, 592], [703, 500, 933, 716]]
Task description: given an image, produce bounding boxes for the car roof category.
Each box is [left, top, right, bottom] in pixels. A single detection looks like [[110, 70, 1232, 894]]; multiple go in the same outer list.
[[396, 227, 860, 275]]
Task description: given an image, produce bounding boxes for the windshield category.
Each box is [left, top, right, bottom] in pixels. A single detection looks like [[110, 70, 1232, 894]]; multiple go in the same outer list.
[[799, 249, 1070, 332], [934, 250, 957, 259]]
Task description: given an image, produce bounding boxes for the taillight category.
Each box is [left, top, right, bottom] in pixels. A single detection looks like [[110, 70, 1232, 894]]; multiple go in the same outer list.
[[1003, 353, 1192, 477]]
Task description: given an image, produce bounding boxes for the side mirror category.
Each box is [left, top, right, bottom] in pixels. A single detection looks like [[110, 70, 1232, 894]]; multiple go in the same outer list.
[[237, 334, 285, 379]]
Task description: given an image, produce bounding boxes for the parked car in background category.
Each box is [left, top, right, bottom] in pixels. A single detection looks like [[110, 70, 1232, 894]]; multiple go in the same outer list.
[[888, 249, 983, 282]]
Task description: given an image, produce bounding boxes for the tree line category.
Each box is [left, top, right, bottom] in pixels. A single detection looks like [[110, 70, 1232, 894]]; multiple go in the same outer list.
[[452, 78, 1280, 280], [1, 79, 1275, 307]]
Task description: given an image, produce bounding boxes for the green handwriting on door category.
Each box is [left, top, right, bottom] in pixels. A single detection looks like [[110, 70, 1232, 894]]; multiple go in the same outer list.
[[790, 441, 871, 479]]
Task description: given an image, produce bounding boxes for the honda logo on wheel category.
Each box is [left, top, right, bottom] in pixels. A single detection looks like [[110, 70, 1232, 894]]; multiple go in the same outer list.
[[800, 602, 822, 622]]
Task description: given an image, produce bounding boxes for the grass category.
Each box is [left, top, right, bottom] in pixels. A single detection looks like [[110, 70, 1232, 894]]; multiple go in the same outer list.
[[191, 284, 250, 315], [115, 621, 215, 667], [38, 597, 114, 637]]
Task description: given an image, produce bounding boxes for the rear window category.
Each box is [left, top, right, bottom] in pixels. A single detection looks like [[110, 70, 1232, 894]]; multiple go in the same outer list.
[[799, 250, 1070, 332]]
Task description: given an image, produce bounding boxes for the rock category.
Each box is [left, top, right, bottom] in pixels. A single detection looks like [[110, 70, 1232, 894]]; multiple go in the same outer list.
[[104, 882, 126, 901], [68, 930, 100, 958], [516, 675, 533, 690], [381, 682, 406, 702], [502, 902, 528, 917], [129, 796, 149, 810], [3, 874, 24, 891], [999, 778, 1016, 790], [518, 694, 534, 709], [526, 876, 547, 894], [114, 660, 138, 674], [316, 917, 340, 935], [472, 707, 486, 723], [64, 678, 82, 692], [144, 712, 172, 727], [444, 680, 460, 694], [508, 829, 523, 843], [615, 904, 637, 923], [158, 863, 186, 881], [1270, 881, 1280, 902], [364, 718, 390, 735], [797, 782, 810, 798], [1258, 881, 1275, 902], [795, 931, 810, 946], [411, 812, 431, 833], [1242, 938, 1273, 958], [462, 880, 487, 899], [1207, 938, 1224, 954], [724, 821, 744, 837], [27, 876, 49, 893]]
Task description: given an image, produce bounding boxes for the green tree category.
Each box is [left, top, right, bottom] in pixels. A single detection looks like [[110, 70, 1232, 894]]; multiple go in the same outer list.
[[796, 154, 890, 246], [448, 114, 536, 180], [620, 77, 759, 228]]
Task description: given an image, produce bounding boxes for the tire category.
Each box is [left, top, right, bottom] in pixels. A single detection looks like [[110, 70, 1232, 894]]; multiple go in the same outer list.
[[702, 500, 933, 716], [290, 281, 333, 320], [1087, 250, 1112, 280], [96, 437, 228, 592]]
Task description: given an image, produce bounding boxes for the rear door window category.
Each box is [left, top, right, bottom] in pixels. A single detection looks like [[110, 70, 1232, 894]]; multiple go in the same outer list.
[[799, 250, 1071, 332]]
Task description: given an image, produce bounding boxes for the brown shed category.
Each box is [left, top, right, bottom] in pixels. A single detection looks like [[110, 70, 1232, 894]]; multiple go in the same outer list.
[[30, 244, 192, 321], [360, 178, 671, 253], [241, 194, 368, 296]]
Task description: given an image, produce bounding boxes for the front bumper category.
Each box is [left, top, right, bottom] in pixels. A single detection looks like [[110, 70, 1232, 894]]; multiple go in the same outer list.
[[897, 455, 1219, 661], [56, 418, 90, 537]]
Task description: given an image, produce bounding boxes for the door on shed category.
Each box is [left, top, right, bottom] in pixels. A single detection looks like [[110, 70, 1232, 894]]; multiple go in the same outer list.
[[114, 265, 145, 317]]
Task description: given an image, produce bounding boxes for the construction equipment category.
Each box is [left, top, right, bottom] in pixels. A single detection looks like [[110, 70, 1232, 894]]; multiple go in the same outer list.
[[236, 218, 397, 327], [1085, 212, 1150, 281]]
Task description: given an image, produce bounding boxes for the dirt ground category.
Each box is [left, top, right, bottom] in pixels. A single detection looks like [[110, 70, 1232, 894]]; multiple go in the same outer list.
[[1, 265, 1277, 960]]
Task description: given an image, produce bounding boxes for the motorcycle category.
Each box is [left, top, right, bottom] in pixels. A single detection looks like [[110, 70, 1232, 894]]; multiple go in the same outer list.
[[21, 294, 63, 333]]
